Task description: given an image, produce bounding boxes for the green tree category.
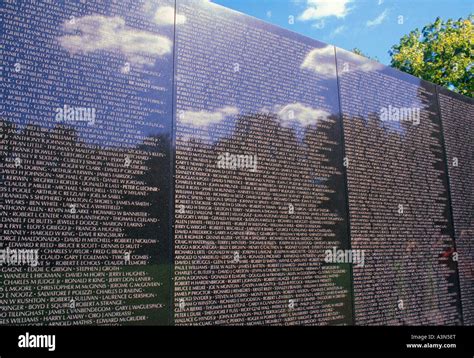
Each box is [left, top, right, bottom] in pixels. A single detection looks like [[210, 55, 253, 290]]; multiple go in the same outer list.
[[390, 15, 473, 97]]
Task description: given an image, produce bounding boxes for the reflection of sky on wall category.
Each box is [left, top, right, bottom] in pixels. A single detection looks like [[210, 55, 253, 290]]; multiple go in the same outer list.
[[4, 0, 175, 149], [175, 0, 340, 146], [4, 0, 441, 148], [335, 47, 435, 137]]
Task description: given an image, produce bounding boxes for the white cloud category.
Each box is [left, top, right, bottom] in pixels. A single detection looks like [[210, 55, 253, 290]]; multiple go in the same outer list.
[[274, 103, 330, 127], [153, 6, 186, 26], [311, 19, 326, 29], [298, 0, 353, 21], [58, 15, 172, 66], [330, 25, 346, 37], [366, 9, 388, 27], [301, 45, 337, 77], [179, 106, 239, 127]]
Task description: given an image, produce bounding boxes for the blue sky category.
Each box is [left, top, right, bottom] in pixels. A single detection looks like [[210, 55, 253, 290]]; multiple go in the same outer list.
[[211, 0, 473, 65]]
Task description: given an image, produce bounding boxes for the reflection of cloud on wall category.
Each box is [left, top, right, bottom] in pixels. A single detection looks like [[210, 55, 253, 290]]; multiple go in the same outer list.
[[301, 45, 337, 78], [58, 15, 172, 66], [274, 102, 330, 127], [302, 46, 386, 77], [178, 106, 239, 128], [154, 6, 186, 25], [338, 49, 385, 73], [143, 1, 186, 25]]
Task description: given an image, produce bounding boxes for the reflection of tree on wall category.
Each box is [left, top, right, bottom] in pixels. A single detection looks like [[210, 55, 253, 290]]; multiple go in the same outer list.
[[175, 112, 352, 325], [343, 98, 461, 325], [0, 120, 171, 325], [125, 134, 172, 266], [437, 88, 474, 325]]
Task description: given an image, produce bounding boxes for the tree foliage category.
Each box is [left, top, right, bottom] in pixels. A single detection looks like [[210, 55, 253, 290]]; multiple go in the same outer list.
[[390, 15, 473, 97]]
